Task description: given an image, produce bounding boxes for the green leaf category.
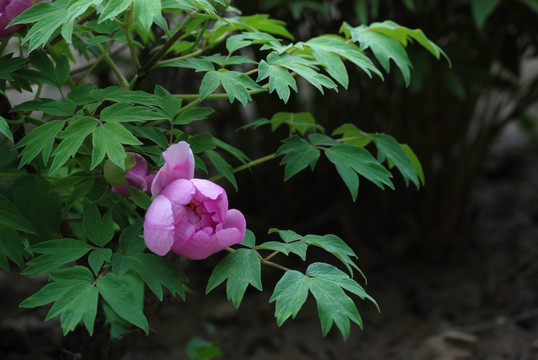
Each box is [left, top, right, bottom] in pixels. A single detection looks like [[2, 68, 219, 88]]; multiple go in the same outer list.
[[99, 0, 133, 23], [276, 135, 320, 181], [154, 85, 183, 121], [471, 0, 501, 28], [332, 123, 371, 147], [206, 150, 237, 190], [345, 25, 411, 86], [20, 266, 98, 335], [307, 264, 363, 338], [257, 59, 297, 102], [175, 107, 214, 125], [96, 272, 149, 334], [50, 116, 97, 175], [15, 120, 65, 167], [226, 32, 278, 53], [269, 270, 309, 326], [325, 144, 394, 201], [0, 54, 26, 81], [133, 0, 162, 30], [82, 199, 115, 247], [13, 175, 61, 240], [91, 122, 142, 169], [256, 240, 307, 261], [206, 248, 263, 308], [401, 144, 425, 186], [130, 253, 187, 300], [186, 337, 223, 360], [0, 116, 13, 142], [88, 248, 112, 275], [37, 98, 77, 117], [302, 234, 361, 276], [199, 70, 266, 106], [0, 193, 36, 234], [265, 52, 338, 94], [232, 14, 294, 39], [14, 0, 68, 51], [269, 112, 323, 135], [129, 186, 152, 210], [365, 133, 420, 188], [0, 224, 26, 270], [23, 239, 94, 276], [304, 35, 383, 85], [100, 103, 161, 123]]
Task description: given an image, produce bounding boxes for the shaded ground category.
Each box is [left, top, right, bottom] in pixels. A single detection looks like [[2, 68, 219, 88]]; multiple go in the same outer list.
[[2, 129, 538, 360]]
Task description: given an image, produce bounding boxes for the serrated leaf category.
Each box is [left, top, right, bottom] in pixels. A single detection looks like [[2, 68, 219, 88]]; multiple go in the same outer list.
[[154, 85, 183, 121], [131, 253, 187, 300], [50, 116, 97, 175], [226, 32, 278, 53], [307, 269, 362, 338], [91, 122, 142, 169], [256, 241, 307, 261], [133, 0, 162, 30], [305, 35, 383, 85], [269, 112, 323, 135], [266, 51, 338, 94], [325, 144, 394, 201], [15, 120, 65, 167], [276, 135, 320, 181], [88, 248, 112, 275], [23, 239, 94, 276], [96, 272, 149, 334], [365, 133, 420, 188], [99, 0, 133, 23], [206, 248, 262, 308], [0, 116, 13, 142], [347, 26, 411, 86], [174, 107, 214, 125], [199, 70, 266, 106], [302, 234, 361, 276], [82, 199, 114, 247], [332, 123, 371, 147], [401, 144, 425, 186], [0, 193, 36, 234], [100, 103, 161, 123], [20, 266, 98, 335], [206, 150, 237, 190], [269, 270, 309, 326], [257, 60, 297, 102], [0, 224, 26, 270]]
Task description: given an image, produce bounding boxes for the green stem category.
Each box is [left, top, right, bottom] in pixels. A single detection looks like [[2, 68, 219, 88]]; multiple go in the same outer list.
[[98, 44, 129, 86], [76, 42, 114, 86], [209, 153, 276, 181], [121, 8, 141, 70], [44, 44, 77, 89], [225, 247, 290, 272]]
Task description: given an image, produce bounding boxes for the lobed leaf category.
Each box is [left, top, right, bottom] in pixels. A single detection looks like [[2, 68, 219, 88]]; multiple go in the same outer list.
[[23, 239, 94, 276], [325, 143, 394, 201], [0, 193, 36, 234], [96, 272, 149, 334], [206, 248, 263, 308], [199, 70, 266, 106], [15, 120, 65, 168], [276, 135, 320, 181], [91, 122, 143, 170]]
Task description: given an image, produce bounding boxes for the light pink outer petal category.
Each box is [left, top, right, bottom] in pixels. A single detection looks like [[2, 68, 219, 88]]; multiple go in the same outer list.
[[151, 141, 195, 196], [144, 195, 176, 256]]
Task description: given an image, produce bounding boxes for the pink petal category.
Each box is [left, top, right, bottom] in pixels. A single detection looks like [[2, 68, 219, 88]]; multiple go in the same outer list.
[[144, 195, 175, 256], [224, 209, 247, 236], [151, 141, 195, 196], [191, 178, 228, 217], [173, 230, 212, 260], [0, 0, 35, 37]]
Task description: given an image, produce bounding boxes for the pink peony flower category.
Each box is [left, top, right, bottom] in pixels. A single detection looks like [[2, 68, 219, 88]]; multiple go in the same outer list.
[[144, 141, 246, 259], [0, 0, 38, 37], [112, 153, 155, 197]]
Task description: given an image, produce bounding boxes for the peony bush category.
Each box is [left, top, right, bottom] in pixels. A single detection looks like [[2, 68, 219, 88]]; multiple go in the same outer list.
[[0, 0, 449, 357]]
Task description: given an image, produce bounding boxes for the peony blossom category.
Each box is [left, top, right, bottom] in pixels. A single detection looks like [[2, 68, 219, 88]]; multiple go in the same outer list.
[[144, 142, 246, 259], [111, 153, 155, 197], [0, 0, 39, 37]]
